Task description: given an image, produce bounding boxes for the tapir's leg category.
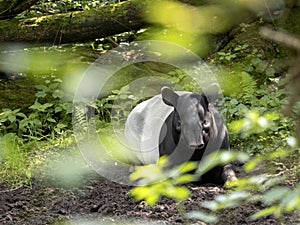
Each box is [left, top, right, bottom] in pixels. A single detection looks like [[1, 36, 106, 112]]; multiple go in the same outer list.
[[220, 133, 237, 183], [222, 164, 237, 183]]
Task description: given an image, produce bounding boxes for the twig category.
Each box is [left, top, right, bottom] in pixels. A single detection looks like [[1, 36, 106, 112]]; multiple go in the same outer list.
[[259, 27, 300, 51]]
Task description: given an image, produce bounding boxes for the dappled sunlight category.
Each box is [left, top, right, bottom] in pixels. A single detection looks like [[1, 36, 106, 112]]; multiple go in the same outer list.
[[0, 0, 300, 224], [146, 1, 235, 34]]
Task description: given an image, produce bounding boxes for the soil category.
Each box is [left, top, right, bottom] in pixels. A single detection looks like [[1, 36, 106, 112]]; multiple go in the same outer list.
[[0, 167, 299, 225]]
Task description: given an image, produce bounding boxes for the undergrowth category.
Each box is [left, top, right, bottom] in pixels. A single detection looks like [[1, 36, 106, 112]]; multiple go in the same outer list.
[[0, 28, 298, 224]]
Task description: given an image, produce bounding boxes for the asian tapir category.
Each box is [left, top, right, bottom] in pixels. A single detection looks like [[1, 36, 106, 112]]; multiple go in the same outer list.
[[124, 85, 236, 185]]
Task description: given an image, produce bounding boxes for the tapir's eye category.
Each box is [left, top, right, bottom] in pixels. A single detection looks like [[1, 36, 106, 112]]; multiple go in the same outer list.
[[203, 120, 209, 129]]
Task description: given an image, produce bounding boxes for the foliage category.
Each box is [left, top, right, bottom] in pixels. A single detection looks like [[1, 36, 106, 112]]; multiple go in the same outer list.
[[17, 0, 121, 18], [210, 114, 300, 223], [129, 151, 249, 223], [89, 68, 197, 127], [0, 133, 32, 186], [0, 1, 299, 223], [0, 76, 74, 186], [221, 86, 293, 156], [217, 44, 249, 62], [218, 70, 257, 99], [212, 31, 290, 155], [215, 41, 277, 84], [130, 156, 197, 206], [0, 76, 72, 140]]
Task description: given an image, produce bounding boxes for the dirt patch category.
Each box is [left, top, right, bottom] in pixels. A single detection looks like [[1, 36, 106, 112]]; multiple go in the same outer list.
[[0, 169, 298, 225]]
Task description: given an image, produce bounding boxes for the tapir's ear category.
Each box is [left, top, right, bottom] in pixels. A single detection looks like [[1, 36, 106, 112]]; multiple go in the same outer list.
[[161, 86, 179, 107], [205, 83, 220, 103]]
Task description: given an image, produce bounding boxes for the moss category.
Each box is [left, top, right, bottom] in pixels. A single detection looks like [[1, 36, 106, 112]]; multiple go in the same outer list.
[[0, 78, 38, 112]]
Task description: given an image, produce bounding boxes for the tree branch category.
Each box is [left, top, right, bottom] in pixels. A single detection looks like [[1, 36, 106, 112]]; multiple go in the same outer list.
[[0, 0, 146, 45]]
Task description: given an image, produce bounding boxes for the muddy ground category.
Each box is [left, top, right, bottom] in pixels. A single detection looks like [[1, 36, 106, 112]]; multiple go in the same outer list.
[[0, 167, 299, 225]]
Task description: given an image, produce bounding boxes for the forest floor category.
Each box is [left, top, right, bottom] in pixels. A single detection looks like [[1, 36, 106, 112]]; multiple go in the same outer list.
[[0, 166, 299, 225]]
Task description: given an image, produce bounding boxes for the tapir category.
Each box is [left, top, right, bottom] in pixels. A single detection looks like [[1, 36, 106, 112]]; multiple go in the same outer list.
[[124, 85, 236, 185]]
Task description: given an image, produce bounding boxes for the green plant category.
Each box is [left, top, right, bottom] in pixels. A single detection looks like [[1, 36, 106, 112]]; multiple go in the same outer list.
[[130, 152, 249, 224], [216, 74, 291, 156], [218, 70, 257, 101], [215, 41, 276, 84], [239, 22, 251, 32], [130, 156, 197, 206], [204, 112, 300, 224], [0, 133, 32, 186], [217, 44, 249, 62], [243, 56, 276, 83], [0, 108, 27, 133], [0, 76, 73, 140]]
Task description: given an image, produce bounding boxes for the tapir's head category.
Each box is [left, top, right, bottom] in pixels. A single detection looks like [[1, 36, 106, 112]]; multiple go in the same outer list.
[[161, 85, 219, 150]]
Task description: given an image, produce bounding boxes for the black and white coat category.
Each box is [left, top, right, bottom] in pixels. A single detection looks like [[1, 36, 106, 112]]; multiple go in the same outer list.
[[124, 86, 236, 184]]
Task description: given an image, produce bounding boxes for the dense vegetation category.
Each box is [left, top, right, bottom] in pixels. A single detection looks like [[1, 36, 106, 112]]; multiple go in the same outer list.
[[0, 0, 299, 224]]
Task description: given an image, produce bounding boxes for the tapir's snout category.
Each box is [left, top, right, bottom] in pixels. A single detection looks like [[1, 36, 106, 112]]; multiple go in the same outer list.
[[189, 136, 205, 150], [183, 122, 206, 150]]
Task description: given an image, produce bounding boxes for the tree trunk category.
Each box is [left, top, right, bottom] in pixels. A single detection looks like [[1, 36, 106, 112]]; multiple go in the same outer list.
[[0, 0, 40, 19], [0, 0, 146, 45]]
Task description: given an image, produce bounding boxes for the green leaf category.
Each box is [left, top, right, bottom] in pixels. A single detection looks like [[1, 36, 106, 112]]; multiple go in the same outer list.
[[52, 89, 64, 99], [33, 119, 42, 126], [166, 186, 190, 201], [262, 187, 290, 205], [130, 186, 149, 201], [145, 193, 160, 206], [55, 106, 62, 113], [185, 211, 218, 224], [56, 123, 67, 129], [218, 52, 226, 56], [201, 200, 219, 211], [174, 174, 195, 184], [26, 170, 32, 179], [111, 90, 120, 94], [251, 206, 279, 219], [251, 57, 262, 66], [215, 191, 250, 208], [8, 115, 16, 123], [177, 161, 197, 174], [35, 91, 47, 98], [29, 101, 41, 110], [16, 112, 26, 118], [244, 65, 254, 72], [129, 164, 160, 182], [280, 190, 300, 212], [12, 109, 20, 113], [43, 103, 54, 108], [49, 83, 59, 90], [104, 103, 113, 109], [64, 103, 73, 114], [47, 118, 56, 123], [119, 94, 128, 100], [266, 67, 275, 77], [35, 84, 48, 90], [53, 78, 62, 83], [19, 119, 29, 129]]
